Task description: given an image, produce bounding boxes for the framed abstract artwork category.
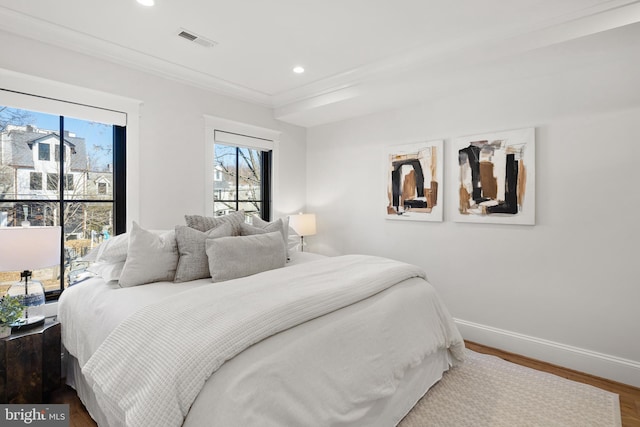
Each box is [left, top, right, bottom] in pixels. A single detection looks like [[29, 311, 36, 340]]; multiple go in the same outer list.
[[385, 140, 443, 222], [453, 128, 535, 225]]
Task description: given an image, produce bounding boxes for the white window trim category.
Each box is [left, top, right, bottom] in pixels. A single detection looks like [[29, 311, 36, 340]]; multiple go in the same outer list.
[[204, 115, 281, 219], [1, 67, 142, 228]]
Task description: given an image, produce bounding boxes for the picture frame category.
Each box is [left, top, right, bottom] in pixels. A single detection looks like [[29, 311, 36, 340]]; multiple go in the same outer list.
[[452, 128, 535, 225], [385, 140, 443, 222]]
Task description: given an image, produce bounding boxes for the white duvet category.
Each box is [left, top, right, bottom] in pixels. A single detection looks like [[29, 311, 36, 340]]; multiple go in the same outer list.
[[59, 254, 464, 427]]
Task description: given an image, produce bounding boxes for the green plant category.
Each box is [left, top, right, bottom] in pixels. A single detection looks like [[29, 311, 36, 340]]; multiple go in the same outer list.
[[0, 295, 24, 325]]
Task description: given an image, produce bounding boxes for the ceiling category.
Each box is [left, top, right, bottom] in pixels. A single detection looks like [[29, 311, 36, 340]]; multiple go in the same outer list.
[[1, 0, 639, 127]]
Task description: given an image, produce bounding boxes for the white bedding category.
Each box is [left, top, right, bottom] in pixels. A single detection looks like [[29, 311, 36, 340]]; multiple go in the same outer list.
[[60, 251, 326, 367], [59, 253, 464, 427]]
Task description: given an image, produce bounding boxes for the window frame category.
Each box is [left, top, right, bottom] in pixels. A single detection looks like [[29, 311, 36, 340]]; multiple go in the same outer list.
[[38, 143, 50, 161], [1, 68, 142, 236], [30, 172, 42, 190], [98, 182, 107, 195], [47, 173, 58, 191], [0, 79, 139, 300], [204, 115, 281, 221]]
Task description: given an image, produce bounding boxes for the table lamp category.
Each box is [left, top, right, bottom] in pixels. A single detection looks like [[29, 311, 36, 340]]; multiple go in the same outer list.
[[288, 213, 316, 252], [0, 226, 61, 328]]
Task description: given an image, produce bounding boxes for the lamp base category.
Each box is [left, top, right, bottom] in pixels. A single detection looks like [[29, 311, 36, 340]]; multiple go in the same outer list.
[[6, 274, 46, 332]]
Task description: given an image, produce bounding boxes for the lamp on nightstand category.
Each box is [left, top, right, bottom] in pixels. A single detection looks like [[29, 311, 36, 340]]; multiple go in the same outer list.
[[288, 213, 316, 252], [0, 226, 61, 329]]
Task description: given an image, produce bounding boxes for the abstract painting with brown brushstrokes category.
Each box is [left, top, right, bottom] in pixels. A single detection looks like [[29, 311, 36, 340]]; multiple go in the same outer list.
[[454, 128, 535, 225], [386, 140, 443, 222]]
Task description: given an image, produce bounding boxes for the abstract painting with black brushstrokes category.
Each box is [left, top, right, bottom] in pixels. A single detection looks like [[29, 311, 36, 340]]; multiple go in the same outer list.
[[386, 140, 443, 222], [453, 128, 535, 225]]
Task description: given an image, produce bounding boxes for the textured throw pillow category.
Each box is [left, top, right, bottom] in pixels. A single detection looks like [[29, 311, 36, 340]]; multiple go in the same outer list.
[[119, 222, 179, 287], [253, 215, 300, 256], [206, 231, 286, 282], [243, 217, 291, 258], [174, 222, 233, 282], [240, 220, 284, 239], [185, 210, 245, 235], [96, 233, 129, 263]]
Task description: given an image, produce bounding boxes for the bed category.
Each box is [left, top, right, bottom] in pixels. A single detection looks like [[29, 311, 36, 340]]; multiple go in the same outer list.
[[58, 213, 464, 427]]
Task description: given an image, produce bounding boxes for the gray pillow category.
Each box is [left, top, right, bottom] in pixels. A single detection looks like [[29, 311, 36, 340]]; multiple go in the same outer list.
[[185, 210, 245, 235], [206, 231, 286, 282], [239, 220, 284, 238], [251, 216, 294, 259], [174, 223, 233, 282]]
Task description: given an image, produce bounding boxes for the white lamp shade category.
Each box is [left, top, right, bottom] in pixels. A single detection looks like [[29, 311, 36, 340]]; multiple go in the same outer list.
[[289, 213, 317, 237], [0, 226, 62, 271]]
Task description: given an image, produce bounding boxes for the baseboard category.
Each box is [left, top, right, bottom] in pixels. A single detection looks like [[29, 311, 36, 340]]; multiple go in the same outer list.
[[454, 318, 640, 388]]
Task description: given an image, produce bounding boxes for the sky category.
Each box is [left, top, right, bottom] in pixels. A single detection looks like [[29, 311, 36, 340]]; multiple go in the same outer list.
[[25, 109, 113, 170]]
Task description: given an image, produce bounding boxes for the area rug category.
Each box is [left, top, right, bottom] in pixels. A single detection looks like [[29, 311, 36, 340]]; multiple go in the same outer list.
[[399, 349, 621, 427]]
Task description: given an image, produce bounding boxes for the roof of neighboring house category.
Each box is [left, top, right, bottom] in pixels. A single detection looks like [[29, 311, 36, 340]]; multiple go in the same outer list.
[[1, 129, 87, 171]]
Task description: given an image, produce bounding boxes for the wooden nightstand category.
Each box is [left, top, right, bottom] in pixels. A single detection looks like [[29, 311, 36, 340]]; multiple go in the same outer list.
[[0, 316, 61, 403]]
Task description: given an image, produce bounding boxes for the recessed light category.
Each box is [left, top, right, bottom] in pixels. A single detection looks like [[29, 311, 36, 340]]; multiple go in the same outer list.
[[137, 0, 154, 6], [293, 66, 305, 74]]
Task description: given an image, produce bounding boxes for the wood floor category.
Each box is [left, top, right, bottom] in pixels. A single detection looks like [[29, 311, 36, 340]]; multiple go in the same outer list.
[[50, 341, 640, 427]]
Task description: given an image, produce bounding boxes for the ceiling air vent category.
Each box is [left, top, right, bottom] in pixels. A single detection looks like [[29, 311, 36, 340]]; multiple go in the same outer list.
[[177, 28, 217, 48]]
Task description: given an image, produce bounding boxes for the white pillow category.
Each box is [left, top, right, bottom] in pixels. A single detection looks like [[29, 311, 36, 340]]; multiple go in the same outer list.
[[119, 222, 179, 287], [97, 233, 130, 263], [87, 261, 125, 283], [206, 231, 286, 282]]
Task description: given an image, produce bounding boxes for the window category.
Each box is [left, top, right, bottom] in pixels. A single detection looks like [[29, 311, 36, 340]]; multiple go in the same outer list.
[[30, 172, 42, 190], [47, 173, 57, 191], [205, 116, 279, 224], [1, 101, 126, 298], [38, 143, 50, 161], [64, 174, 74, 191], [213, 137, 271, 220], [98, 182, 107, 195]]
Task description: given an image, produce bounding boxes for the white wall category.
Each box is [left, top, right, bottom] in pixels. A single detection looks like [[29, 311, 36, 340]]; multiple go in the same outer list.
[[306, 30, 640, 385], [0, 29, 307, 228]]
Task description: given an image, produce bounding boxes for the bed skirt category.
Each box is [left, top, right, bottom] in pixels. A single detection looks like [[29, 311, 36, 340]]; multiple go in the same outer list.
[[66, 347, 453, 427]]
